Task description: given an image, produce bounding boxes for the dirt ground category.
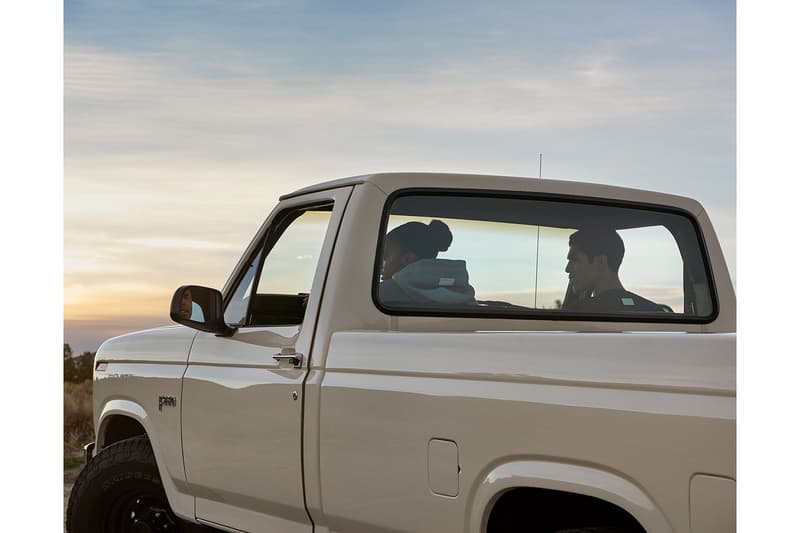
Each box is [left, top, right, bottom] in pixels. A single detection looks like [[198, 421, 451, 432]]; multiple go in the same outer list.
[[64, 466, 81, 531]]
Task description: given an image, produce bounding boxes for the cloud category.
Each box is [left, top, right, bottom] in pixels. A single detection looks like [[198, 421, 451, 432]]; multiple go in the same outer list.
[[123, 237, 243, 251], [65, 43, 732, 153]]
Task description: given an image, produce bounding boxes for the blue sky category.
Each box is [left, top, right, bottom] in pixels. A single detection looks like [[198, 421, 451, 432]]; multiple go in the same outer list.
[[64, 0, 736, 353]]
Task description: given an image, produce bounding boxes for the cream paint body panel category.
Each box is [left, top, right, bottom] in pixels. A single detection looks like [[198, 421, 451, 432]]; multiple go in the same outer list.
[[689, 475, 735, 533], [325, 332, 735, 392], [182, 327, 310, 533], [181, 186, 353, 532], [93, 325, 198, 521], [316, 331, 735, 533], [96, 325, 197, 364]]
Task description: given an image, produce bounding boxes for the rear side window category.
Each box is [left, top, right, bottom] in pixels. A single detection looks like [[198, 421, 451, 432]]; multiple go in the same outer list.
[[374, 192, 716, 322]]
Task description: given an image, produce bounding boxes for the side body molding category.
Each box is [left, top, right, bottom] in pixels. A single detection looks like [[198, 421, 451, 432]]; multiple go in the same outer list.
[[96, 399, 195, 522], [467, 460, 672, 533]]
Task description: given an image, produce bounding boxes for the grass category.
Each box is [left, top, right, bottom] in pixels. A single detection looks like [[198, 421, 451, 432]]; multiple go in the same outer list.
[[64, 456, 84, 470], [64, 380, 93, 459]]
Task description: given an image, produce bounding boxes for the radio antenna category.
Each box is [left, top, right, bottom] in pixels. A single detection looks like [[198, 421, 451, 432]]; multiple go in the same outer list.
[[534, 153, 543, 308]]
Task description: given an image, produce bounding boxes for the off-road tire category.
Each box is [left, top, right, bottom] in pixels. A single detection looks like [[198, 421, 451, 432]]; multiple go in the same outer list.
[[66, 435, 202, 533]]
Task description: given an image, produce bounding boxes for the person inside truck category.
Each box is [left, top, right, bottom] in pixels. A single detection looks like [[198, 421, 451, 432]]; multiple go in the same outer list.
[[563, 228, 664, 313], [379, 219, 477, 306]]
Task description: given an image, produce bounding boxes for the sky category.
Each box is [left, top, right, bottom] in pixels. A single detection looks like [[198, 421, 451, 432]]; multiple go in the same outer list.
[[64, 0, 736, 354]]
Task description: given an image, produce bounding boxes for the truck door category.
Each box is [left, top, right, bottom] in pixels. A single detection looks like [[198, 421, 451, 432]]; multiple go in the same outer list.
[[181, 187, 352, 533]]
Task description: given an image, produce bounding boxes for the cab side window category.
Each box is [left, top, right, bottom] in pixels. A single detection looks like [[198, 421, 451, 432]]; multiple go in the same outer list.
[[224, 204, 333, 327]]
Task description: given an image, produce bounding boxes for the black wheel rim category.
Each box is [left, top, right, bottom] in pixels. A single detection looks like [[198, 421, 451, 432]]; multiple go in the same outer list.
[[102, 491, 178, 533]]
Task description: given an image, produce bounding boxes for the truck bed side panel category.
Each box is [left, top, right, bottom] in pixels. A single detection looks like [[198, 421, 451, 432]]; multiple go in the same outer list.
[[317, 331, 735, 533]]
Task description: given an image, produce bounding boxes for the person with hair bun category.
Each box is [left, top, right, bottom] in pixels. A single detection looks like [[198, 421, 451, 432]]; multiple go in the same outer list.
[[379, 219, 477, 306]]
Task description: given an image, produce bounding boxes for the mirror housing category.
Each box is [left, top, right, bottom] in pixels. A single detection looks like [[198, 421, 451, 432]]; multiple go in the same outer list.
[[170, 285, 235, 336]]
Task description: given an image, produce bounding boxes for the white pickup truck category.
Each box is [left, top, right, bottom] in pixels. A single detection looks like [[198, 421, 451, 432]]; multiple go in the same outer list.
[[66, 172, 736, 533]]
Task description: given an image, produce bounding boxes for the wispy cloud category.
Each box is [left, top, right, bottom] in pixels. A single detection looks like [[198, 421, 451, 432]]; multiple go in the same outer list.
[[66, 44, 731, 143]]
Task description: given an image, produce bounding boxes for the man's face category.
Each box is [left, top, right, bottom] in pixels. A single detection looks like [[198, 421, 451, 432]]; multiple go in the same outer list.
[[565, 245, 603, 294], [179, 288, 193, 319], [382, 241, 417, 280]]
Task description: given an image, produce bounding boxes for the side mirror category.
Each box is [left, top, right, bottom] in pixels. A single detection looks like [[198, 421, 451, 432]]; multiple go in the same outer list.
[[170, 285, 235, 336]]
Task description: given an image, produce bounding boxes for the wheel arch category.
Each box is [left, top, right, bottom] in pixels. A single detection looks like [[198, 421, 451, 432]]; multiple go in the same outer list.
[[466, 459, 672, 533], [97, 413, 146, 449], [95, 399, 195, 522]]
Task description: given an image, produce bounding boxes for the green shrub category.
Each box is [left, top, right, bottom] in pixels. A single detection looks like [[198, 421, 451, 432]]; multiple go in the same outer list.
[[64, 344, 95, 383]]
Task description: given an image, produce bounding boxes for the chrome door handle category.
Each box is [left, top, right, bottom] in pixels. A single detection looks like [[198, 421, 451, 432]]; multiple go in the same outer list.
[[273, 353, 303, 367]]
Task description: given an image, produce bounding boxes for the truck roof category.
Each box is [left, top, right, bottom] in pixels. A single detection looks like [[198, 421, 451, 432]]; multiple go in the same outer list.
[[280, 172, 704, 215]]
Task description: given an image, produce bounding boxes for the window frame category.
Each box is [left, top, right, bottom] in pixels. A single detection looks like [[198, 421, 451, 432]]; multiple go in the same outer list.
[[371, 187, 720, 324], [223, 200, 335, 328]]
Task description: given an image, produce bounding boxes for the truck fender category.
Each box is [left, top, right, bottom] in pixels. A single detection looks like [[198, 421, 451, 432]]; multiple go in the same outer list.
[[96, 399, 195, 522], [466, 459, 672, 533]]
